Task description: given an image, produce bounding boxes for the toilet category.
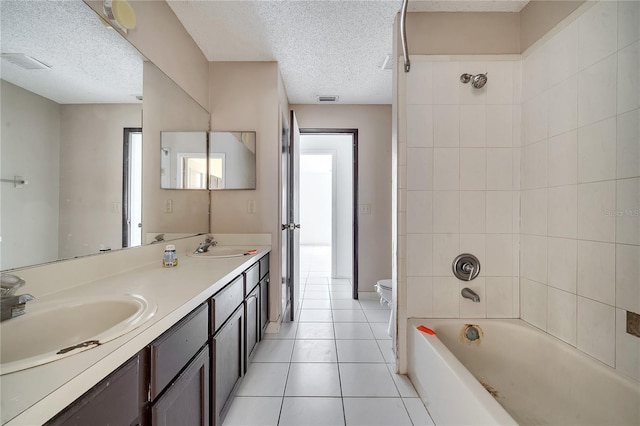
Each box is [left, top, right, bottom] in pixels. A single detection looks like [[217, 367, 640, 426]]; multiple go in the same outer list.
[[375, 279, 395, 339]]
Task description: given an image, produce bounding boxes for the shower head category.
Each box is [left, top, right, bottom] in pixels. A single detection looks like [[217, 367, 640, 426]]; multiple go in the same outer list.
[[460, 73, 488, 89]]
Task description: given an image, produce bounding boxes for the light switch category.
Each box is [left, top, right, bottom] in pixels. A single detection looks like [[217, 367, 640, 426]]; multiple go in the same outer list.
[[247, 200, 257, 214], [165, 199, 173, 213]]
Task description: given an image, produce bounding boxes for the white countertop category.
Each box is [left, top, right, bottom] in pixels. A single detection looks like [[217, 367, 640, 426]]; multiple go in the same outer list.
[[0, 245, 270, 425]]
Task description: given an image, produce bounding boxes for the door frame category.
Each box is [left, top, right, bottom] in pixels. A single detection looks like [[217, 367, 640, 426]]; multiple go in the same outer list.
[[122, 127, 142, 248], [299, 128, 359, 299]]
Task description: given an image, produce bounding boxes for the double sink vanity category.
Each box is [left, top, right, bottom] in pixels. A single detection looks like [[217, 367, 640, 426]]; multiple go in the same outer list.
[[0, 235, 271, 426]]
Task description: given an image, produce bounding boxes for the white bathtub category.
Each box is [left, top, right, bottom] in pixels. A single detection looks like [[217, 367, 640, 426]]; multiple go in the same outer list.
[[407, 318, 640, 425]]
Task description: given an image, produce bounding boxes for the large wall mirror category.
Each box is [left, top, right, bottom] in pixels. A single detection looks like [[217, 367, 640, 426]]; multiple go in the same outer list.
[[0, 0, 210, 271], [160, 131, 256, 190]]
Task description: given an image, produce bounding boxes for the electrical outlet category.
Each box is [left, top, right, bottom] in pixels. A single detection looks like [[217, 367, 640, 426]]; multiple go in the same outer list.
[[360, 204, 371, 215], [247, 200, 257, 214], [165, 199, 173, 213]]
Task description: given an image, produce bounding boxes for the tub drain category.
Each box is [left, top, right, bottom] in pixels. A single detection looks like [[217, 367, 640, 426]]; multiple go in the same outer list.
[[463, 324, 481, 342]]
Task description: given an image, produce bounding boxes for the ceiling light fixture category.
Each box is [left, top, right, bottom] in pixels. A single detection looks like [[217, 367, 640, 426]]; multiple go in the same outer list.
[[103, 0, 137, 32]]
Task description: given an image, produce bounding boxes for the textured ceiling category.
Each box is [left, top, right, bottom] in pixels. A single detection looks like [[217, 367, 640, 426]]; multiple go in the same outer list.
[[0, 0, 143, 104], [168, 0, 529, 104]]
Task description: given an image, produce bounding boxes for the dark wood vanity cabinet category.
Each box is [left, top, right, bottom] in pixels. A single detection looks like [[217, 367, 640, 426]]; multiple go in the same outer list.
[[151, 346, 209, 426], [45, 352, 147, 426], [45, 254, 270, 426], [212, 305, 244, 426], [149, 304, 209, 425]]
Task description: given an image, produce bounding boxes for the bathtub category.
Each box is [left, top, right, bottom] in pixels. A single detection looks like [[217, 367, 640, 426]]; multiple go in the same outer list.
[[407, 318, 640, 425]]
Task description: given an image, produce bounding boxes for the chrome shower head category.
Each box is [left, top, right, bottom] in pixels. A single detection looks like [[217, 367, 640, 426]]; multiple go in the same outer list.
[[460, 73, 488, 89]]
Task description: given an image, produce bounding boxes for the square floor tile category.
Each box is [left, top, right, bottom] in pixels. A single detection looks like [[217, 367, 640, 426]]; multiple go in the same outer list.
[[339, 363, 399, 397], [364, 309, 392, 323], [331, 299, 362, 310], [378, 340, 396, 363], [304, 290, 331, 300], [280, 397, 345, 425], [369, 322, 392, 340], [252, 339, 294, 362], [262, 321, 298, 340], [343, 398, 411, 425], [387, 364, 419, 398], [292, 339, 337, 362], [285, 363, 341, 396], [296, 322, 335, 339], [330, 291, 353, 300], [302, 299, 332, 309], [403, 398, 435, 425], [336, 340, 385, 363], [236, 363, 289, 396], [359, 299, 389, 310], [334, 323, 375, 339], [332, 309, 368, 323], [222, 397, 282, 426], [298, 309, 333, 322]]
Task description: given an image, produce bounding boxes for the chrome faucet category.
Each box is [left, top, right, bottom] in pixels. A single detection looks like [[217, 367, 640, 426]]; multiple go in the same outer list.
[[461, 287, 480, 303], [194, 234, 217, 254], [1, 274, 35, 321], [1, 293, 36, 321]]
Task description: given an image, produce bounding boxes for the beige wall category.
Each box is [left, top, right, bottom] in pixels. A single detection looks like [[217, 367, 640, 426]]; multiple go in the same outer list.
[[209, 62, 284, 322], [84, 0, 209, 111], [1, 81, 61, 269], [519, 0, 585, 51], [59, 104, 141, 259], [143, 62, 211, 236], [399, 1, 585, 56], [292, 105, 393, 292], [403, 12, 521, 55]]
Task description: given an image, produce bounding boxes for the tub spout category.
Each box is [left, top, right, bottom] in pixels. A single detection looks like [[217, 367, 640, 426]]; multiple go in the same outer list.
[[461, 287, 480, 303]]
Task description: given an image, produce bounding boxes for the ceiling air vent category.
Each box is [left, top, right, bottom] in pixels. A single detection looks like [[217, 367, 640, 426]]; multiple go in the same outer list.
[[1, 53, 51, 70], [380, 54, 394, 71], [317, 95, 339, 103]]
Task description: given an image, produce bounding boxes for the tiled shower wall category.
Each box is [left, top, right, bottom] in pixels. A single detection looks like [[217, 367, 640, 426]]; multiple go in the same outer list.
[[399, 56, 522, 321], [397, 1, 639, 383], [520, 0, 639, 381]]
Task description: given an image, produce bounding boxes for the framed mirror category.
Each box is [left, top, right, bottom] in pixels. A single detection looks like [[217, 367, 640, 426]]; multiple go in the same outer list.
[[160, 131, 256, 190]]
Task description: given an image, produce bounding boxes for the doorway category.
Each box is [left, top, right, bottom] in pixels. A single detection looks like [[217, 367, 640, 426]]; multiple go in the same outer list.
[[299, 130, 358, 298], [122, 128, 142, 248]]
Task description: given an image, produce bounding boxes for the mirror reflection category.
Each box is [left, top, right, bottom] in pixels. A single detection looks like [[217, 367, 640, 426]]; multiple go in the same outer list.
[[0, 1, 209, 271], [209, 131, 256, 190], [160, 131, 256, 190]]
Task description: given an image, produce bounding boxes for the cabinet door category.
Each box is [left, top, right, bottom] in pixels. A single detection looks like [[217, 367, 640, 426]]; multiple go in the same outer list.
[[260, 275, 269, 337], [245, 285, 259, 367], [151, 346, 210, 426], [45, 353, 144, 426], [213, 305, 244, 426]]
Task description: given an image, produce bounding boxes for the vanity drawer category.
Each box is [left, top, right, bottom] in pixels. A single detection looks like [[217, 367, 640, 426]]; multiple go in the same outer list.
[[212, 275, 244, 333], [244, 263, 260, 296], [150, 303, 208, 400], [259, 254, 270, 280]]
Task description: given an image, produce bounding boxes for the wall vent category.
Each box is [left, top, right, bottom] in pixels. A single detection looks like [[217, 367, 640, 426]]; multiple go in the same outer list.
[[317, 95, 339, 103], [1, 53, 51, 70]]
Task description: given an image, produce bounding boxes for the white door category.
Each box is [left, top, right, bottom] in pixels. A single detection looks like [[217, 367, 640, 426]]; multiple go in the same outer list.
[[281, 111, 301, 321]]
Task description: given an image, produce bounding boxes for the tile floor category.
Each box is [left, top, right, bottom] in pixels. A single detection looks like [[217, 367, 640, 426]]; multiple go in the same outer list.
[[223, 245, 434, 426]]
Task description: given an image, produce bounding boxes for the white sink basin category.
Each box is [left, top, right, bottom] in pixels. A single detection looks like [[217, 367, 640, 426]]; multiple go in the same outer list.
[[187, 247, 254, 259], [0, 294, 156, 375]]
